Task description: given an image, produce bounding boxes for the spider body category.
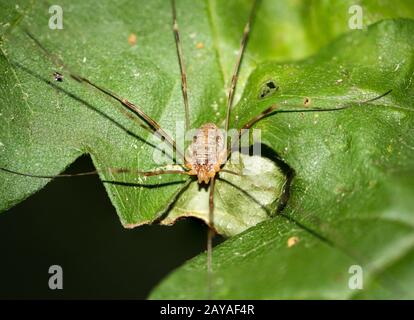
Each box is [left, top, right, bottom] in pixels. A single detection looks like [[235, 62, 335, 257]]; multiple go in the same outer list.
[[185, 123, 227, 184]]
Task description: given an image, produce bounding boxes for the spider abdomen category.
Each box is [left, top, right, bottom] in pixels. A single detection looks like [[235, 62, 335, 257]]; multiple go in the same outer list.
[[185, 123, 227, 184]]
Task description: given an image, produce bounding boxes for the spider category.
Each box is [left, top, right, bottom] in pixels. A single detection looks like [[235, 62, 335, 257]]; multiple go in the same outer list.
[[0, 0, 391, 298]]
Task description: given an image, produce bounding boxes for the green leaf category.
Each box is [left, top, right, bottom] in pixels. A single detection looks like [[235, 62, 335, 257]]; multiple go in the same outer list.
[[2, 0, 412, 229], [209, 0, 414, 103], [1, 0, 414, 299], [1, 0, 284, 234], [150, 19, 414, 299]]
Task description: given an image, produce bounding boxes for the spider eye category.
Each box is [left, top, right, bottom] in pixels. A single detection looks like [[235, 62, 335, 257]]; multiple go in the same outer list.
[[258, 80, 279, 99]]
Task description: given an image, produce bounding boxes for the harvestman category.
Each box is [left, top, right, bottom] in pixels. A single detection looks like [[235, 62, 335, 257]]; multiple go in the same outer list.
[[1, 0, 392, 297]]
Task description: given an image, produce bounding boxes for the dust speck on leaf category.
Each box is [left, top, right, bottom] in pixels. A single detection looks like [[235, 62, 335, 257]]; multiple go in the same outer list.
[[394, 62, 403, 72], [128, 33, 137, 46], [287, 236, 299, 248]]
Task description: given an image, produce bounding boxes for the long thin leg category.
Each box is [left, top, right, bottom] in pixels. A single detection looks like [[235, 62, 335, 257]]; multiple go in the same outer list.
[[171, 0, 190, 132], [226, 89, 393, 160], [207, 176, 216, 299], [217, 176, 271, 215], [224, 0, 259, 133], [219, 169, 241, 176], [25, 31, 186, 163], [242, 89, 393, 130], [0, 167, 189, 179], [240, 104, 278, 130]]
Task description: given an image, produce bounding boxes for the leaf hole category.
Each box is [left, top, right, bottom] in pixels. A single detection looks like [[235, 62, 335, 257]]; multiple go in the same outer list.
[[258, 80, 279, 99]]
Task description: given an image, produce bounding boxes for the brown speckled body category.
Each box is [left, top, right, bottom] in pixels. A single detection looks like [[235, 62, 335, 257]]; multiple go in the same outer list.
[[185, 123, 227, 184]]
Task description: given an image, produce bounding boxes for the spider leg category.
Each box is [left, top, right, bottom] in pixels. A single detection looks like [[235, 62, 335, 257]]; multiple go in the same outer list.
[[224, 0, 259, 133], [0, 167, 189, 179], [25, 31, 186, 163], [246, 89, 393, 129], [171, 0, 190, 132], [226, 89, 393, 160], [220, 169, 241, 176], [207, 176, 216, 299]]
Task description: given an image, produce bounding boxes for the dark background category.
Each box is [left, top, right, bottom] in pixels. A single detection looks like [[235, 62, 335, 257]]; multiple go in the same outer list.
[[0, 155, 215, 299]]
